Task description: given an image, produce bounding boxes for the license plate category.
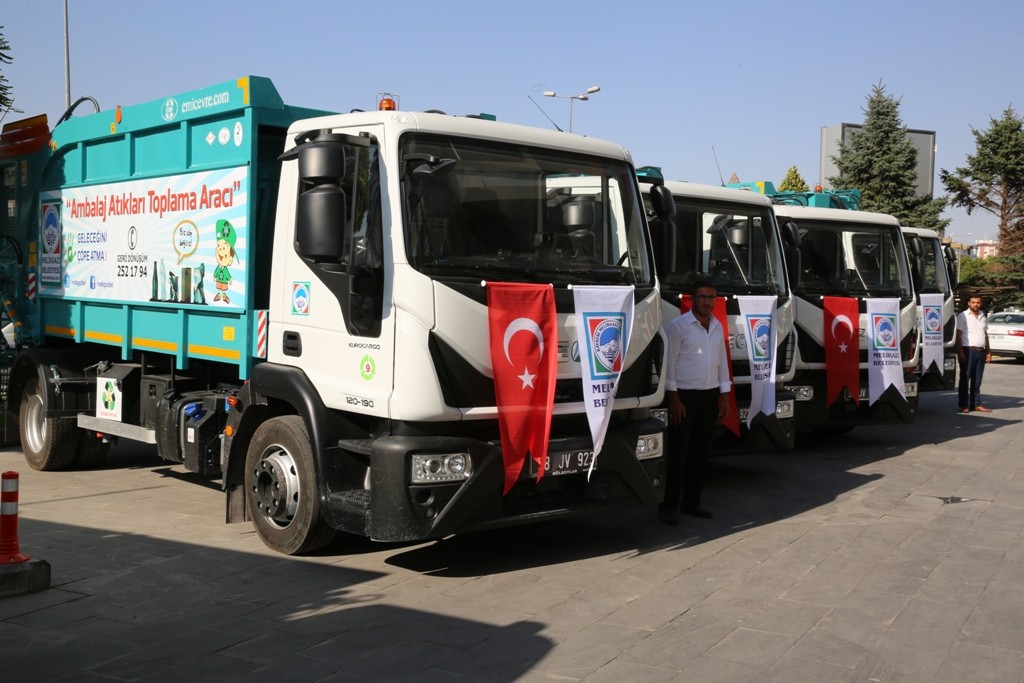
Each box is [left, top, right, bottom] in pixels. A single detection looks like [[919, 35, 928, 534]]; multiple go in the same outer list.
[[535, 449, 594, 477], [990, 334, 1004, 340], [844, 387, 870, 400]]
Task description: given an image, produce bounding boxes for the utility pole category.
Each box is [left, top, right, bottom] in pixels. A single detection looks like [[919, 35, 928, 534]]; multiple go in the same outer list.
[[64, 0, 71, 109]]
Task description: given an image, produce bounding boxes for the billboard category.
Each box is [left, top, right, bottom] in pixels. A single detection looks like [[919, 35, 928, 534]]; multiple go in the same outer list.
[[820, 124, 936, 198]]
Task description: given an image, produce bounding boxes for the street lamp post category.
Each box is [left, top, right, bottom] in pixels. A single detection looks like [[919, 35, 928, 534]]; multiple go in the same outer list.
[[64, 0, 71, 109], [543, 86, 600, 133]]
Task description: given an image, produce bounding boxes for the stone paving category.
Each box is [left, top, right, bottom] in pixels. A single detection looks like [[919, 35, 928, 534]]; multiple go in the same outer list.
[[1, 359, 1023, 682]]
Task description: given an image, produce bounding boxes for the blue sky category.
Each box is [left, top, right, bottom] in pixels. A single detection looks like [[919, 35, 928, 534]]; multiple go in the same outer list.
[[4, 0, 1021, 243]]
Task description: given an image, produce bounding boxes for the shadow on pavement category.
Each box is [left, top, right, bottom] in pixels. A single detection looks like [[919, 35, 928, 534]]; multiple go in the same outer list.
[[387, 382, 1023, 577], [1, 519, 552, 682]]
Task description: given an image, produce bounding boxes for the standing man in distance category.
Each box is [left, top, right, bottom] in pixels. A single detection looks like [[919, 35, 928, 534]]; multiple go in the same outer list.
[[659, 279, 732, 526], [956, 294, 993, 413]]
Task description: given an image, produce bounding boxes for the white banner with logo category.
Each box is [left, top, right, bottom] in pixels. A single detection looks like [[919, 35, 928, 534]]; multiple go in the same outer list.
[[737, 295, 778, 427], [919, 293, 944, 375], [573, 285, 634, 477], [866, 298, 904, 405]]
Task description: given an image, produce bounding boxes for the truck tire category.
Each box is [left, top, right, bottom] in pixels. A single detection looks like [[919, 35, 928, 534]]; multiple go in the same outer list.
[[74, 431, 111, 468], [19, 375, 79, 471], [245, 415, 336, 555]]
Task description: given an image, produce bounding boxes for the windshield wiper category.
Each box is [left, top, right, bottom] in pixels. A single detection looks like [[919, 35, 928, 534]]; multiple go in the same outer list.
[[864, 286, 907, 297], [419, 258, 546, 281]]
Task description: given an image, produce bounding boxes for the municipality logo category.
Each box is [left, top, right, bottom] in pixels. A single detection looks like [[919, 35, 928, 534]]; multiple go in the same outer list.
[[746, 315, 772, 362], [291, 282, 310, 315], [42, 204, 61, 253], [924, 306, 942, 336], [872, 313, 898, 350], [584, 313, 625, 379]]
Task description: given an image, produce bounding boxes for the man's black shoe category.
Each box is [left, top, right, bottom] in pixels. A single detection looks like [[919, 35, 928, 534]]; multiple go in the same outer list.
[[658, 511, 679, 526], [682, 506, 713, 519]]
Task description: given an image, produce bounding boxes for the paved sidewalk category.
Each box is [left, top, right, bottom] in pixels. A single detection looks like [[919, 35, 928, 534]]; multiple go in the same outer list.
[[2, 359, 1023, 682]]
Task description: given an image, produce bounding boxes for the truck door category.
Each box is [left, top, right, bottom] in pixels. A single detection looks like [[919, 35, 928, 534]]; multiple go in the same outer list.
[[271, 125, 394, 419]]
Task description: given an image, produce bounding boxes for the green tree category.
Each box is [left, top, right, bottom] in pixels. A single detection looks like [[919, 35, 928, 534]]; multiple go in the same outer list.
[[0, 27, 13, 117], [958, 254, 1024, 312], [940, 108, 1024, 257], [957, 255, 986, 284], [778, 166, 809, 192], [830, 82, 949, 230]]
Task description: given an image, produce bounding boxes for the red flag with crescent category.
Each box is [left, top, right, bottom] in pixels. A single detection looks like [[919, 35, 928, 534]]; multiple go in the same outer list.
[[680, 294, 740, 437], [824, 296, 860, 406], [487, 282, 557, 494]]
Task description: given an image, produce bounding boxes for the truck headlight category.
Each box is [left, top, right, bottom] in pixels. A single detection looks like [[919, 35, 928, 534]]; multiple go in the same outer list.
[[944, 357, 957, 371], [636, 434, 663, 460], [776, 399, 795, 419], [410, 453, 472, 483], [791, 385, 814, 401], [650, 408, 668, 426], [904, 382, 919, 398]]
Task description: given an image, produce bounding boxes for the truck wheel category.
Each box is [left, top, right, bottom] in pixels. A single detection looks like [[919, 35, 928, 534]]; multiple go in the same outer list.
[[19, 375, 79, 471], [245, 415, 336, 555], [74, 431, 111, 468]]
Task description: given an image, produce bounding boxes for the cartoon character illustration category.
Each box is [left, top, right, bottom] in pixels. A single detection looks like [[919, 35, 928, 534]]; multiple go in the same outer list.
[[213, 219, 236, 304]]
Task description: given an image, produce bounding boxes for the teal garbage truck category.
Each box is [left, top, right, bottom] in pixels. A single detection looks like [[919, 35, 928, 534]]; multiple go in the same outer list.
[[0, 77, 668, 554]]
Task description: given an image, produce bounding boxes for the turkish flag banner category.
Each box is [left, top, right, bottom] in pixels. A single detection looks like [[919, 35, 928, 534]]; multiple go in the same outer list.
[[824, 296, 860, 406], [487, 282, 558, 494], [680, 295, 740, 437]]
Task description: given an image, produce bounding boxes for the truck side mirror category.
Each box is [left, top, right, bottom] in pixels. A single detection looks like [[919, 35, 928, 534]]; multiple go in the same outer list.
[[648, 183, 676, 219], [943, 245, 959, 286], [644, 185, 676, 277], [779, 221, 801, 289], [781, 220, 801, 247], [906, 236, 924, 293], [288, 133, 349, 262], [281, 131, 369, 263]]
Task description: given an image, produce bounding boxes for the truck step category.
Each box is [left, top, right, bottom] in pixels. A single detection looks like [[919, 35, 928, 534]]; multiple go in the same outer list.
[[337, 438, 374, 456], [329, 488, 371, 510]]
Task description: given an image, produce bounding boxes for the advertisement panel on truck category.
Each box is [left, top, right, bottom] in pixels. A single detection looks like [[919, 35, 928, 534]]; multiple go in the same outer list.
[[39, 167, 249, 310]]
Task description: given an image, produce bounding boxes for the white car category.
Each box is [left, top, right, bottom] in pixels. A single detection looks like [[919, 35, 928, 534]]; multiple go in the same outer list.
[[988, 311, 1024, 359]]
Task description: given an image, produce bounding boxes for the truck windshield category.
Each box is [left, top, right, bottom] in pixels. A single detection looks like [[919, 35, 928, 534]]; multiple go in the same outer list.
[[400, 133, 651, 285], [655, 198, 786, 296], [793, 220, 912, 298]]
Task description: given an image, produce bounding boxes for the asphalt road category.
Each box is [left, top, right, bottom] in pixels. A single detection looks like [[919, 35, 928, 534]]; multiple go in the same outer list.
[[2, 358, 1023, 682]]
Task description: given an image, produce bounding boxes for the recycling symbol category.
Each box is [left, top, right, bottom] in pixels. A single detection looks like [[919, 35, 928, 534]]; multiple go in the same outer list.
[[102, 381, 117, 410]]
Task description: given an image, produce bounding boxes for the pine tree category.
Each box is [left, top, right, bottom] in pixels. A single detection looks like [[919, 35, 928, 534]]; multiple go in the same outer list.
[[940, 107, 1024, 257], [778, 166, 809, 192], [829, 82, 948, 229], [0, 27, 14, 117]]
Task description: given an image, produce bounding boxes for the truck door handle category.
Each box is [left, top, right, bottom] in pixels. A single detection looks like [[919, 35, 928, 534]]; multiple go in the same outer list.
[[283, 331, 302, 357]]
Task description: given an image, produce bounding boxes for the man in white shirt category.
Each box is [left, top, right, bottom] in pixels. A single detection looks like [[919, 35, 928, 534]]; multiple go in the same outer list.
[[659, 280, 732, 525], [955, 294, 993, 413]]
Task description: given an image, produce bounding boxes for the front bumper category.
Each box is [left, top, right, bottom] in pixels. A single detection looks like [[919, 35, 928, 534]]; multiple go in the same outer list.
[[790, 371, 918, 430], [327, 418, 666, 542]]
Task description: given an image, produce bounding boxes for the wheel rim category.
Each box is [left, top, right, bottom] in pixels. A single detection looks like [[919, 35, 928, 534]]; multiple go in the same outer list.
[[23, 393, 47, 455], [251, 445, 301, 528]]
